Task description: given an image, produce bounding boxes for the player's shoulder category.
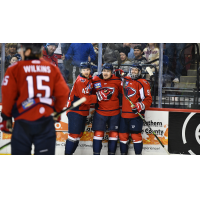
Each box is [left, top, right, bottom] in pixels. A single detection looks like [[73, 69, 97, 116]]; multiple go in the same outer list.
[[137, 78, 150, 87], [7, 61, 18, 69], [124, 76, 132, 81], [76, 75, 87, 84], [92, 75, 101, 82], [111, 74, 121, 81]]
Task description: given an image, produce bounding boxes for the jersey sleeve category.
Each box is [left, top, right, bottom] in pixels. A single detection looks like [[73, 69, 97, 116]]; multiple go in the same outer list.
[[1, 65, 18, 117], [138, 79, 152, 110], [53, 67, 70, 112], [76, 80, 97, 105]]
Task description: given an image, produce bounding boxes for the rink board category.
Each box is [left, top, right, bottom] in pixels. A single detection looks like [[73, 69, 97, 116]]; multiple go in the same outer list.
[[0, 105, 169, 155]]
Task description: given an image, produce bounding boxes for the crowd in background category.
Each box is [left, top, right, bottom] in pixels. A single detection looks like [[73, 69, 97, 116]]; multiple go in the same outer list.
[[0, 43, 192, 87]]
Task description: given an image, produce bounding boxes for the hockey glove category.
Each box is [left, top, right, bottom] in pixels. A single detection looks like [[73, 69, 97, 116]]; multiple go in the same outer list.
[[0, 112, 13, 133], [132, 102, 145, 114], [96, 89, 113, 101], [114, 69, 124, 78], [52, 112, 61, 122]]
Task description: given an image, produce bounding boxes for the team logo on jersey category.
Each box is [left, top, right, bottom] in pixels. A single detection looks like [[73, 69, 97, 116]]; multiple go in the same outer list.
[[22, 98, 36, 109], [94, 82, 102, 89], [80, 79, 86, 82], [126, 81, 129, 86], [98, 87, 115, 95], [126, 87, 136, 98]]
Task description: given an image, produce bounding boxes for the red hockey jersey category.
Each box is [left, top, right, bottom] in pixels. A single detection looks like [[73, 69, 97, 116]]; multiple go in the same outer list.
[[122, 76, 152, 118], [67, 74, 97, 116], [42, 48, 58, 66], [1, 58, 70, 121], [92, 74, 122, 116]]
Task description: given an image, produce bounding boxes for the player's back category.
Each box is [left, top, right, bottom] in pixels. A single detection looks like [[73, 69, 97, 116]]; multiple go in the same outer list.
[[2, 58, 69, 121]]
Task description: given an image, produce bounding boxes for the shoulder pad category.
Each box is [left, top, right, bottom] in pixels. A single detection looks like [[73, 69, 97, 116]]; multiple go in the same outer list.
[[80, 78, 86, 83], [93, 75, 101, 81], [124, 76, 131, 81], [138, 79, 150, 86]]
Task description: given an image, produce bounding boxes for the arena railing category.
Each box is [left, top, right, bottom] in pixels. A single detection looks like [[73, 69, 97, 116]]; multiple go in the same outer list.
[[180, 43, 199, 108]]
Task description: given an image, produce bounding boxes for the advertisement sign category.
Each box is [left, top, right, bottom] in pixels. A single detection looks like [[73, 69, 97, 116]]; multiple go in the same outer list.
[[168, 112, 200, 155], [0, 105, 169, 155], [55, 110, 169, 155], [141, 111, 169, 155]]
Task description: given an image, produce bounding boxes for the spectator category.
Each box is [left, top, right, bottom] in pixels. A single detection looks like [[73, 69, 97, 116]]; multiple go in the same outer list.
[[43, 43, 69, 83], [132, 45, 147, 64], [143, 43, 160, 80], [61, 43, 71, 83], [10, 55, 19, 65], [42, 43, 58, 66], [143, 43, 159, 65], [64, 43, 96, 83], [123, 43, 135, 60], [5, 54, 21, 70], [165, 43, 187, 83], [103, 43, 123, 63], [6, 43, 17, 56], [112, 46, 132, 74], [54, 43, 69, 83], [5, 43, 18, 63]]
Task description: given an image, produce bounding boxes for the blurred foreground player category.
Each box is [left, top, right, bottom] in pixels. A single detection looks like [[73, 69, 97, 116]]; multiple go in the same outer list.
[[92, 63, 122, 155], [0, 43, 70, 155], [119, 64, 152, 155], [65, 62, 111, 155]]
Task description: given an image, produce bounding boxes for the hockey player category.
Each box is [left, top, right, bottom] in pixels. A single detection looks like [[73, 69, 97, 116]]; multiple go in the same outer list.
[[92, 63, 122, 155], [65, 62, 111, 155], [0, 43, 70, 155], [119, 64, 152, 155]]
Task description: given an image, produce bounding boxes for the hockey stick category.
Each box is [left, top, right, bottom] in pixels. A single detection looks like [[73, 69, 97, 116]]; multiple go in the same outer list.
[[54, 97, 86, 118], [84, 111, 94, 132], [0, 97, 87, 151], [122, 80, 170, 155], [0, 141, 11, 151]]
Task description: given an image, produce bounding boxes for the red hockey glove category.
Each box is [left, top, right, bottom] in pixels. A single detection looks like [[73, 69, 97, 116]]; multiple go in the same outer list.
[[132, 102, 145, 114], [114, 69, 124, 78], [96, 89, 113, 101], [0, 113, 13, 133]]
